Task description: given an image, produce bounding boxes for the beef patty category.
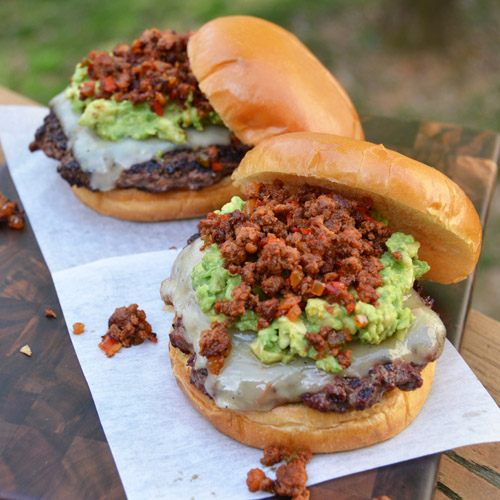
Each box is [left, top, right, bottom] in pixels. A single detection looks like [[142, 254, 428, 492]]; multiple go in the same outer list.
[[30, 111, 250, 193], [169, 316, 426, 413]]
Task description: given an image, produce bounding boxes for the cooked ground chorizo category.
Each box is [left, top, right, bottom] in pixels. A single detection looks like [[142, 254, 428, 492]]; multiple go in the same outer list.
[[106, 304, 157, 346], [247, 445, 312, 500], [198, 180, 392, 371], [99, 304, 157, 358], [0, 192, 24, 230], [199, 320, 232, 375], [44, 308, 57, 318], [75, 29, 212, 116], [30, 112, 250, 193]]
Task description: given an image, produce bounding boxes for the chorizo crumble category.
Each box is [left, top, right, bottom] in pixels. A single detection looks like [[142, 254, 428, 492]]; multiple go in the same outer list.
[[72, 322, 85, 335], [197, 180, 392, 374], [44, 308, 57, 318], [247, 446, 312, 500], [0, 192, 24, 229], [76, 28, 214, 117], [99, 304, 157, 358]]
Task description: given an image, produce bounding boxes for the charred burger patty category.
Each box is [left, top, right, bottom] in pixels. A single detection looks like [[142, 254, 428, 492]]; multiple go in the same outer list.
[[30, 110, 249, 193]]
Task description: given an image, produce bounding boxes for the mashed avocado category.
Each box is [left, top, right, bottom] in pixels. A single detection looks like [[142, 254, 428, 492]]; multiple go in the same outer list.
[[191, 196, 430, 374], [65, 63, 223, 143]]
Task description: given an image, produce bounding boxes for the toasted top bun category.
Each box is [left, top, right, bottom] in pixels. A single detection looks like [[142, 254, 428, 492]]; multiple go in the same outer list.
[[170, 343, 435, 453], [188, 16, 363, 146], [70, 176, 243, 222], [232, 132, 482, 283]]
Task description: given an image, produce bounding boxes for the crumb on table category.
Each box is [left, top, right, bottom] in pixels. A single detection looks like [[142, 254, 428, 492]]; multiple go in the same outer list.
[[44, 308, 57, 318]]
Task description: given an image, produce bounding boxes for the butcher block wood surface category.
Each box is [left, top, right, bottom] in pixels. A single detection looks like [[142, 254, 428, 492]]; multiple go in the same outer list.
[[0, 86, 499, 500]]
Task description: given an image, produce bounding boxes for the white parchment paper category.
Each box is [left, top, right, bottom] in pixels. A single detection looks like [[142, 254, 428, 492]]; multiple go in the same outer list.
[[0, 106, 200, 272], [2, 105, 500, 500]]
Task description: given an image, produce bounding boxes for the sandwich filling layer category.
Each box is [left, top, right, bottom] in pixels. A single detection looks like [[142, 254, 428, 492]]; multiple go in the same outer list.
[[161, 182, 446, 412], [30, 28, 250, 192]]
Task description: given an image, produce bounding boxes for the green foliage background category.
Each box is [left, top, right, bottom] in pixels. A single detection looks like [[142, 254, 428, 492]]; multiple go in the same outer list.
[[1, 0, 500, 319]]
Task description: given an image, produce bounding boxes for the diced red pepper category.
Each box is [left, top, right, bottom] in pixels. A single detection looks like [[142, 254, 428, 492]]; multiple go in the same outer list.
[[286, 304, 302, 322], [353, 314, 369, 328], [325, 281, 347, 294], [346, 302, 356, 315], [278, 295, 300, 310], [152, 99, 164, 116], [392, 251, 402, 261], [211, 162, 223, 171], [311, 280, 326, 296], [101, 76, 117, 93], [99, 334, 122, 358], [300, 228, 312, 235]]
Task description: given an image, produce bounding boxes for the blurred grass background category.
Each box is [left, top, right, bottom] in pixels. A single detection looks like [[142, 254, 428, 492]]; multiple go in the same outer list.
[[1, 0, 499, 320]]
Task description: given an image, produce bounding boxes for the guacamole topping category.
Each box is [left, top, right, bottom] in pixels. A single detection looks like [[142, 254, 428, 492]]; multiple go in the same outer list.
[[65, 63, 223, 143], [192, 193, 430, 374]]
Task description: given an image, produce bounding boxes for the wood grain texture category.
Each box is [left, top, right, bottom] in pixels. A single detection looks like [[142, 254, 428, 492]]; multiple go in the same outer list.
[[1, 86, 499, 500]]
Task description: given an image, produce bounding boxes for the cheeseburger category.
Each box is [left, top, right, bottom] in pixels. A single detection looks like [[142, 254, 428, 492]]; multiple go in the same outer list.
[[29, 16, 363, 221], [160, 132, 482, 453]]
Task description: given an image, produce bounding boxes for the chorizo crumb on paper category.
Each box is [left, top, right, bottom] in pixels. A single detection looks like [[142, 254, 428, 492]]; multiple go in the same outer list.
[[247, 446, 312, 500], [99, 304, 157, 358]]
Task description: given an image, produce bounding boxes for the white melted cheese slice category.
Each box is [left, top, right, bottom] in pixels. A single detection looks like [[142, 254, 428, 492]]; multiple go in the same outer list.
[[160, 240, 446, 411], [51, 92, 232, 191]]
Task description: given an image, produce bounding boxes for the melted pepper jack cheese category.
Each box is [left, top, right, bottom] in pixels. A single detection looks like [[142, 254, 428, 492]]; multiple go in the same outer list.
[[50, 92, 232, 191], [160, 239, 446, 411]]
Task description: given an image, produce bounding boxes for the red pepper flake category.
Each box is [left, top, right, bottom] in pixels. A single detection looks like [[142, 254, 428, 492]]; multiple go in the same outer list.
[[211, 162, 223, 171], [346, 302, 356, 315], [311, 280, 326, 296], [392, 251, 402, 261], [353, 314, 369, 328], [152, 99, 164, 116], [325, 304, 335, 314]]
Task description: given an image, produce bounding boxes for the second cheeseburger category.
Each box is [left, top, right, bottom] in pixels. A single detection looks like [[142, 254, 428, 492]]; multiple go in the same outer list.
[[160, 132, 481, 453], [29, 16, 362, 222]]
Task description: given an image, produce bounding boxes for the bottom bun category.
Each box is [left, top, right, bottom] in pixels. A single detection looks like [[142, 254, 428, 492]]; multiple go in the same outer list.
[[169, 344, 435, 453], [70, 176, 243, 222]]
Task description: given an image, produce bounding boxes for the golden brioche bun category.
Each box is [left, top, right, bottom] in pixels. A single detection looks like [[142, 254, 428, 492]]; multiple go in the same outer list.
[[169, 343, 435, 453], [188, 15, 364, 146], [232, 132, 482, 284], [70, 176, 243, 222]]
